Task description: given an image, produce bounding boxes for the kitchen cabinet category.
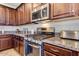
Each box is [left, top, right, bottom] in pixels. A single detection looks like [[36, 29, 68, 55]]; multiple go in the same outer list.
[[13, 36, 24, 55], [5, 7, 10, 25], [19, 37, 24, 56], [0, 40, 1, 50], [17, 4, 25, 25], [13, 36, 20, 53], [43, 43, 79, 56], [0, 5, 6, 25], [15, 10, 19, 25], [9, 9, 16, 25], [24, 3, 32, 24], [0, 35, 24, 55], [50, 3, 77, 19], [0, 37, 12, 50], [17, 8, 20, 25], [14, 39, 19, 53], [5, 7, 16, 25], [17, 3, 32, 25]]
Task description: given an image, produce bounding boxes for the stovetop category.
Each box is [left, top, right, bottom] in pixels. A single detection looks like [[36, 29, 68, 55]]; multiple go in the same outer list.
[[33, 34, 54, 41], [25, 34, 54, 45]]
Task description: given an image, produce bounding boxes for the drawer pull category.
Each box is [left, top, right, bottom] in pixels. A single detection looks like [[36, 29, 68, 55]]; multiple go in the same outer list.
[[50, 48, 59, 52]]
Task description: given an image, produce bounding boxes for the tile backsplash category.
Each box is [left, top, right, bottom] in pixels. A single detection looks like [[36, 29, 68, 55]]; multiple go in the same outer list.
[[18, 19, 79, 32], [0, 26, 18, 31], [0, 19, 79, 34], [0, 26, 19, 34]]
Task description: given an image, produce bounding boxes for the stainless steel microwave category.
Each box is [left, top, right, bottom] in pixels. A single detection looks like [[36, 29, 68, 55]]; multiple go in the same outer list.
[[41, 4, 49, 20], [32, 4, 49, 22], [32, 8, 41, 22]]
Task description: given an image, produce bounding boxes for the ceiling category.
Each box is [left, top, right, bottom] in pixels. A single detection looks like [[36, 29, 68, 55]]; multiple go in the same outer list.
[[0, 3, 21, 9]]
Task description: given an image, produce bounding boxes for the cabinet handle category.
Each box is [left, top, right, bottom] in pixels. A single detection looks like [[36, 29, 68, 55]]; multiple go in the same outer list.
[[50, 48, 59, 52]]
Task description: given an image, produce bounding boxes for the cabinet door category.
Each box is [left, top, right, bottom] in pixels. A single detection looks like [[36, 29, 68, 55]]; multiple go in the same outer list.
[[24, 3, 32, 23], [9, 9, 16, 25], [5, 8, 16, 25], [0, 40, 1, 50], [44, 43, 72, 56], [5, 7, 10, 25], [17, 8, 20, 25], [17, 4, 25, 25], [19, 41, 24, 56], [8, 38, 12, 48], [14, 39, 19, 53], [0, 37, 12, 50], [0, 5, 6, 25], [15, 10, 18, 25], [51, 3, 75, 19], [0, 38, 9, 50]]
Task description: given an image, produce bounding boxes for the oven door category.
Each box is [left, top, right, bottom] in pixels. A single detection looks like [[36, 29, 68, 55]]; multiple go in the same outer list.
[[25, 41, 41, 56], [41, 4, 49, 20], [27, 44, 41, 56]]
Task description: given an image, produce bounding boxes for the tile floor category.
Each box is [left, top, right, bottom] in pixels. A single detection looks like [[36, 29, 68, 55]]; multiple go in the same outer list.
[[0, 49, 20, 56]]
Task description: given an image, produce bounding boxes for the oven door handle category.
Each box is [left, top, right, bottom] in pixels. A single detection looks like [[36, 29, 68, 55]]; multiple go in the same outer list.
[[28, 44, 40, 48]]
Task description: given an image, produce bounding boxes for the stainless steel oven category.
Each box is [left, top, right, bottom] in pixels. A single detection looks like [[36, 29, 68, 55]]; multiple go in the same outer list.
[[25, 40, 41, 56]]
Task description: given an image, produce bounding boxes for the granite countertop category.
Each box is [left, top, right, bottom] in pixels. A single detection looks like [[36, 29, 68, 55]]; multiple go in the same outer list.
[[24, 36, 43, 45], [15, 34, 79, 51], [2, 33, 79, 52], [43, 37, 79, 52]]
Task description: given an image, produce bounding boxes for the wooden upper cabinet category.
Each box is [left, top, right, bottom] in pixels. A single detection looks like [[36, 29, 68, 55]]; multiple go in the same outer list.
[[24, 3, 32, 23], [50, 3, 78, 19], [20, 4, 25, 25], [17, 7, 20, 25], [17, 4, 25, 25], [5, 7, 10, 25], [15, 10, 19, 25], [5, 8, 16, 25], [9, 9, 16, 25], [0, 5, 6, 25], [17, 3, 32, 25]]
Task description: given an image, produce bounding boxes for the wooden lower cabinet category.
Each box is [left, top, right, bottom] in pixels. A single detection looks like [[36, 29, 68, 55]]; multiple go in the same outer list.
[[43, 43, 79, 56], [19, 40, 24, 56], [0, 37, 12, 50], [0, 35, 24, 56], [13, 36, 24, 56], [14, 39, 19, 53], [44, 51, 56, 56]]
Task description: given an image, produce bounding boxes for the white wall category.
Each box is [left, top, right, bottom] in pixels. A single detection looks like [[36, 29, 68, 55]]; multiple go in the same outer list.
[[18, 19, 79, 32]]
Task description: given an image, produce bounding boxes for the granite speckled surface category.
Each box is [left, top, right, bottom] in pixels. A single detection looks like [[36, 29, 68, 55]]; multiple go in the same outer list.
[[43, 37, 79, 52]]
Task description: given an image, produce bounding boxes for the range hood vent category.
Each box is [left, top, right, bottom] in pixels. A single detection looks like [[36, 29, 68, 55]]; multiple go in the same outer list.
[[32, 20, 53, 24]]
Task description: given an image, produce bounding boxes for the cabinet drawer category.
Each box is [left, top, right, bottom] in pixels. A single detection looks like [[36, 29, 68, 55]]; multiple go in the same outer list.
[[44, 43, 72, 56], [44, 51, 56, 56]]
